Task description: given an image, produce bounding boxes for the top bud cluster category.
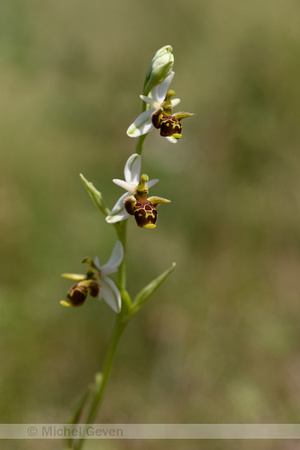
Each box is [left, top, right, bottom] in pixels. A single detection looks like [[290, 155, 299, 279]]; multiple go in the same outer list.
[[127, 45, 194, 144], [143, 45, 175, 96]]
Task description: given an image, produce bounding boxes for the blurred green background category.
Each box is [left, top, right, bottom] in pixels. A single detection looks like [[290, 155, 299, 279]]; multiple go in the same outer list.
[[1, 0, 300, 449]]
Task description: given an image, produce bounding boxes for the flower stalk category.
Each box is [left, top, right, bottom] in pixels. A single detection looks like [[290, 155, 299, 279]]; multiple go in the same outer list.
[[73, 311, 129, 450]]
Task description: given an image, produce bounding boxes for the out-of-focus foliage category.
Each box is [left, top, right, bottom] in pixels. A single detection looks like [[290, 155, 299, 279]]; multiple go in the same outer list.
[[1, 0, 300, 449]]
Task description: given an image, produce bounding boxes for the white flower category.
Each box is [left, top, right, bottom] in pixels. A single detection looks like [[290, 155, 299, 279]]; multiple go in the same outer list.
[[106, 153, 158, 224], [61, 241, 124, 313], [126, 72, 181, 144]]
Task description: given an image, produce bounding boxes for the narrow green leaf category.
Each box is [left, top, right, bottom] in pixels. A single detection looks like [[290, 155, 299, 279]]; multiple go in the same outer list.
[[94, 372, 103, 389], [80, 174, 110, 217], [67, 384, 93, 426], [131, 262, 176, 314]]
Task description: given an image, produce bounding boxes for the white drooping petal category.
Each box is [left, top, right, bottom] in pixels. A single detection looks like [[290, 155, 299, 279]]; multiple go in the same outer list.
[[146, 179, 159, 189], [113, 179, 135, 194], [126, 110, 154, 138], [152, 71, 174, 103], [101, 277, 122, 313], [106, 192, 131, 223], [124, 153, 141, 185], [166, 136, 178, 144], [100, 241, 124, 276]]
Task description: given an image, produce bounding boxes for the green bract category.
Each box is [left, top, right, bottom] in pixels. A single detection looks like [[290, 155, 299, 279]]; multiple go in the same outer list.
[[143, 45, 174, 96]]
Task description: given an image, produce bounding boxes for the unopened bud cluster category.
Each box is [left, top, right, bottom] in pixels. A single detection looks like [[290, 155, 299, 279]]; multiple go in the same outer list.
[[143, 45, 174, 95]]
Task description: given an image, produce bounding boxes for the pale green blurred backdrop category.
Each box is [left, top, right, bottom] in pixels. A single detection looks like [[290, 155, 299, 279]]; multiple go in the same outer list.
[[1, 0, 300, 449]]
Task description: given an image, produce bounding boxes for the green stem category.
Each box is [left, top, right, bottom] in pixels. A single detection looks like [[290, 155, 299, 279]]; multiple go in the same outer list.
[[116, 220, 127, 290], [136, 134, 147, 155], [74, 313, 129, 450], [135, 98, 149, 155]]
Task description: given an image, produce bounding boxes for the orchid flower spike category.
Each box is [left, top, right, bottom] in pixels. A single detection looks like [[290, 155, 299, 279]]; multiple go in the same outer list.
[[60, 241, 124, 313], [106, 153, 158, 224]]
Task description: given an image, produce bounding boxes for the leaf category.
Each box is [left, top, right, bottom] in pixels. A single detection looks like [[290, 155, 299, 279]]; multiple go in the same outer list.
[[80, 174, 110, 217], [131, 262, 176, 314]]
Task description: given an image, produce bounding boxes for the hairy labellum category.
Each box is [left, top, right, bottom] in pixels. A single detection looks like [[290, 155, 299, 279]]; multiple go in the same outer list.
[[67, 283, 89, 307], [124, 196, 157, 228], [151, 109, 182, 140]]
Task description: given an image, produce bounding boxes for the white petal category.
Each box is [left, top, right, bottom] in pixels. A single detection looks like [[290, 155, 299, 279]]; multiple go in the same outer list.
[[171, 98, 181, 108], [124, 153, 141, 185], [106, 212, 129, 223], [113, 179, 135, 194], [140, 95, 160, 109], [93, 256, 101, 269], [106, 193, 131, 223], [146, 179, 159, 189], [100, 277, 121, 313], [166, 136, 178, 144], [126, 110, 154, 138], [152, 71, 175, 103], [100, 241, 124, 276]]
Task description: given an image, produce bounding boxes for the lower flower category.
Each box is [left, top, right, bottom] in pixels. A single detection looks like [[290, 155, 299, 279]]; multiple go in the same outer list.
[[60, 241, 124, 313]]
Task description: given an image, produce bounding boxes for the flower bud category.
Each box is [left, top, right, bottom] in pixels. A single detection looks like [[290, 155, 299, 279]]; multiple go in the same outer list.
[[143, 45, 174, 96]]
